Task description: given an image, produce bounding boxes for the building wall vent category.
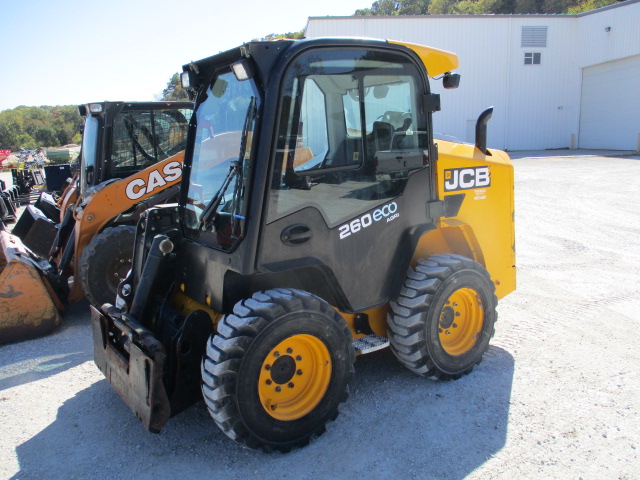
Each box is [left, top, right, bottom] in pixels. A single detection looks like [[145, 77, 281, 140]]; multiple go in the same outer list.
[[521, 26, 548, 47]]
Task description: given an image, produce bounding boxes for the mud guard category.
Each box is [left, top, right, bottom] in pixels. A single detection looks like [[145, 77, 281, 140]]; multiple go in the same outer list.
[[90, 305, 171, 433], [0, 232, 61, 345]]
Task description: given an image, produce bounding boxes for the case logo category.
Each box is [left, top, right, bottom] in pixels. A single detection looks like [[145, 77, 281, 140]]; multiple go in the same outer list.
[[125, 161, 182, 200], [444, 167, 490, 192]]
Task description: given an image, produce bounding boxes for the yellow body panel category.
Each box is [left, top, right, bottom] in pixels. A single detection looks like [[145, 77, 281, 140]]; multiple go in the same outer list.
[[338, 304, 390, 343], [389, 41, 459, 77], [415, 140, 516, 299]]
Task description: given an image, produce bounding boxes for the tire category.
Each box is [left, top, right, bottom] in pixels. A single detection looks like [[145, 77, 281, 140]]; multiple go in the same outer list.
[[201, 288, 355, 452], [78, 225, 136, 307], [387, 254, 498, 380]]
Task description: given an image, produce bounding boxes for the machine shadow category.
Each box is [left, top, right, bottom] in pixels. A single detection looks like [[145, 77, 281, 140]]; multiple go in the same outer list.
[[0, 301, 93, 392], [12, 345, 514, 480]]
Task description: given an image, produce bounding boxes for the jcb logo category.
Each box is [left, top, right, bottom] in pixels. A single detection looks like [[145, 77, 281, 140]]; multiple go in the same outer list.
[[444, 167, 490, 192], [125, 161, 182, 200]]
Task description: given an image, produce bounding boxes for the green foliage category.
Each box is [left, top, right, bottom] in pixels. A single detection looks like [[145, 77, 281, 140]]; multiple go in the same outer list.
[[256, 31, 305, 41], [15, 133, 37, 150], [0, 105, 81, 151], [159, 73, 189, 101], [567, 0, 615, 13], [514, 0, 540, 13], [353, 0, 616, 14], [453, 0, 502, 13], [356, 0, 428, 14]]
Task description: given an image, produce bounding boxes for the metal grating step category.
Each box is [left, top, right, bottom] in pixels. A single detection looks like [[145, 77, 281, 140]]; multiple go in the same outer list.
[[353, 334, 390, 355]]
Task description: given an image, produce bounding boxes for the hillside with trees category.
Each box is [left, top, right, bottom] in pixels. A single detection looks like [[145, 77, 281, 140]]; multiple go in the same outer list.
[[0, 105, 82, 151], [354, 0, 619, 15]]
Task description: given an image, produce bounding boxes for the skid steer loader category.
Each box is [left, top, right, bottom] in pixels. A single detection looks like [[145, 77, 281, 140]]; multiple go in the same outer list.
[[0, 101, 192, 344], [91, 38, 516, 452]]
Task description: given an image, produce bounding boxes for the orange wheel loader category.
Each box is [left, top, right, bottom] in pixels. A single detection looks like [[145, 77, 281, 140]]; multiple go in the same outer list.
[[0, 101, 192, 344]]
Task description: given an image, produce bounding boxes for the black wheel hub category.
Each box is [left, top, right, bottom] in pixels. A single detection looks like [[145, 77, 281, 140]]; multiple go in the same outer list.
[[439, 306, 455, 329], [270, 355, 296, 385], [107, 258, 131, 290]]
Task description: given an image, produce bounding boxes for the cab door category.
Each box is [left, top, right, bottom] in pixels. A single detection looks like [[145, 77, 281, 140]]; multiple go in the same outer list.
[[258, 45, 438, 312]]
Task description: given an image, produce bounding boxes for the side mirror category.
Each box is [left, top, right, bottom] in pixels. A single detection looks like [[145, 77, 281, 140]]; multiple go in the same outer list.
[[443, 72, 460, 89], [374, 85, 389, 99]]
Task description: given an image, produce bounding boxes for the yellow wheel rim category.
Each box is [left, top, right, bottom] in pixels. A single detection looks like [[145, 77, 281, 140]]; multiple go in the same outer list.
[[438, 287, 484, 356], [258, 334, 332, 421]]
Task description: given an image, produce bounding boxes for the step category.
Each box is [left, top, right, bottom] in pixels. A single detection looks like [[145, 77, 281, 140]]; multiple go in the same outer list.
[[353, 334, 390, 355]]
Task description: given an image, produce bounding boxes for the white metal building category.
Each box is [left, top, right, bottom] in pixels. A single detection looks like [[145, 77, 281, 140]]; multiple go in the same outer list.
[[305, 0, 640, 151]]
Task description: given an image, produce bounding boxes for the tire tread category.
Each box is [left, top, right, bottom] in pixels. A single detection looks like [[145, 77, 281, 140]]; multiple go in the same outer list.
[[387, 254, 497, 380]]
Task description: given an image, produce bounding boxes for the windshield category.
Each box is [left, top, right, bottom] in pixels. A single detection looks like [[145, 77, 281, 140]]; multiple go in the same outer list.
[[183, 70, 260, 249], [80, 114, 99, 195]]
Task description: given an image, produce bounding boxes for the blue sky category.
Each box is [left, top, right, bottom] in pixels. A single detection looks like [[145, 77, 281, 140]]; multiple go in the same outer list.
[[0, 0, 369, 112]]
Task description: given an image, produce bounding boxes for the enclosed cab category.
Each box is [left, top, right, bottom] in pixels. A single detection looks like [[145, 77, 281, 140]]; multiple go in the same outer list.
[[91, 38, 515, 452]]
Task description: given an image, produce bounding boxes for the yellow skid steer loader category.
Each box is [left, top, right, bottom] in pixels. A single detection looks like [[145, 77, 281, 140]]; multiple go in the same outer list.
[[91, 38, 516, 451]]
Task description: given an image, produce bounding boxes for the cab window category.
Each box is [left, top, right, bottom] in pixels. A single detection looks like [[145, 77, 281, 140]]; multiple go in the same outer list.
[[268, 48, 430, 228], [110, 108, 192, 178]]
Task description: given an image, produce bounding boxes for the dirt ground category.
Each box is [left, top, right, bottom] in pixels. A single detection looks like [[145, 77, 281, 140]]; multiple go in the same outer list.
[[1, 152, 639, 480]]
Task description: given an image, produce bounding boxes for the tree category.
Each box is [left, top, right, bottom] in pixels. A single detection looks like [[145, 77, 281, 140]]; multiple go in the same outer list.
[[543, 0, 566, 13], [514, 0, 540, 13], [568, 0, 615, 13], [256, 31, 304, 41], [454, 0, 502, 14], [35, 127, 59, 147], [159, 73, 188, 101], [16, 133, 36, 150], [428, 0, 456, 13], [399, 0, 431, 14]]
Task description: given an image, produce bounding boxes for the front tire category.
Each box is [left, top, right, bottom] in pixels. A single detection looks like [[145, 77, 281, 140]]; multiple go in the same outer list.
[[388, 254, 497, 380], [78, 225, 135, 307], [201, 288, 355, 452]]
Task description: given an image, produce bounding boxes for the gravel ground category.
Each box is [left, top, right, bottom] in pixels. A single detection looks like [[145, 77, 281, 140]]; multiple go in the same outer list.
[[1, 152, 639, 480]]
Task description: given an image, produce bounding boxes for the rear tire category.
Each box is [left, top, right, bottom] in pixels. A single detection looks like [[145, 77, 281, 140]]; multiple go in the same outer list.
[[388, 254, 497, 380], [201, 288, 355, 452], [78, 225, 135, 307]]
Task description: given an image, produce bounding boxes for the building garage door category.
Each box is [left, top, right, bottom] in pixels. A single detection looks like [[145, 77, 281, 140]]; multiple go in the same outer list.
[[579, 55, 640, 150]]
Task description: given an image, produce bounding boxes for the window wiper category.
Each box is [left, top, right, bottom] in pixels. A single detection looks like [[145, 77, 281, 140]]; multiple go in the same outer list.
[[198, 162, 238, 231], [198, 96, 256, 232]]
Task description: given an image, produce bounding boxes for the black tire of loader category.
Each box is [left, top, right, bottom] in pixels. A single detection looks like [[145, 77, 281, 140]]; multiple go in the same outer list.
[[387, 254, 498, 380], [201, 288, 355, 452], [78, 225, 136, 307]]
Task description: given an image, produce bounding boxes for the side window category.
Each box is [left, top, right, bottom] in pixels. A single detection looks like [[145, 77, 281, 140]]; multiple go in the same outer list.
[[296, 79, 329, 171], [268, 48, 430, 227]]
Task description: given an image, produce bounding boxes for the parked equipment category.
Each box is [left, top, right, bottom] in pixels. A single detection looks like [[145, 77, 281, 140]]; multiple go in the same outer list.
[[91, 38, 516, 451], [0, 101, 192, 344]]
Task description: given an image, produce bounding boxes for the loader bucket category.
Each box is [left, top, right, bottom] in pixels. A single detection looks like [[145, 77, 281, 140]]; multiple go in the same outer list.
[[0, 231, 62, 345], [12, 205, 58, 257]]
